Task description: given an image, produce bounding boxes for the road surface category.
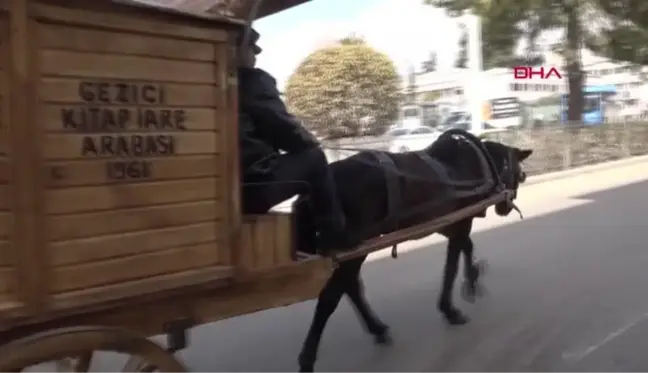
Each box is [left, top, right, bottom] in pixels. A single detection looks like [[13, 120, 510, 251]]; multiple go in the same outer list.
[[107, 157, 648, 371]]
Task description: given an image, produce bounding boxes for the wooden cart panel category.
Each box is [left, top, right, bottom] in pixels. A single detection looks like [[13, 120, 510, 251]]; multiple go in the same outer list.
[[27, 2, 237, 311], [240, 213, 296, 273], [0, 10, 16, 310]]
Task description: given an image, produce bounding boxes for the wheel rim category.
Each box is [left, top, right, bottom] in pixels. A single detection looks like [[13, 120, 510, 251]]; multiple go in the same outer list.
[[0, 326, 187, 372]]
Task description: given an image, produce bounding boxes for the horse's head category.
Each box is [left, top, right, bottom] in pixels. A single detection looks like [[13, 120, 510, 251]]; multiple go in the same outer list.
[[482, 141, 533, 216]]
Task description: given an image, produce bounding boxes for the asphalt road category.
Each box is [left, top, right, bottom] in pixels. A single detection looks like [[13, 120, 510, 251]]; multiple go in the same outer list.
[[86, 157, 648, 372]]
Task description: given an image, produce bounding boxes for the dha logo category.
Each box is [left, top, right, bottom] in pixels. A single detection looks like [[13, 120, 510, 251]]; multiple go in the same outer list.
[[513, 66, 562, 80]]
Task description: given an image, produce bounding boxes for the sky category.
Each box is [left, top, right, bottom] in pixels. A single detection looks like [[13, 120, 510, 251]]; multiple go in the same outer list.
[[253, 0, 464, 90]]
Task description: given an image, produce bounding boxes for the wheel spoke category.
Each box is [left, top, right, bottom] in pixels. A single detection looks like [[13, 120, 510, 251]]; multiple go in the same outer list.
[[0, 326, 186, 372], [55, 353, 93, 372], [74, 352, 93, 372]]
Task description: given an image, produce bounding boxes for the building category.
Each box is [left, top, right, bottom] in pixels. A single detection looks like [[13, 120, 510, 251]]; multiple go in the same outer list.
[[409, 52, 565, 107], [580, 52, 647, 119], [406, 49, 648, 120]]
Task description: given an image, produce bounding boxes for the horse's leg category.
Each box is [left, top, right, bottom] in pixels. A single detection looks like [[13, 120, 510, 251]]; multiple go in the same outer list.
[[298, 262, 350, 372], [343, 257, 392, 345], [458, 219, 486, 303], [438, 221, 472, 325]]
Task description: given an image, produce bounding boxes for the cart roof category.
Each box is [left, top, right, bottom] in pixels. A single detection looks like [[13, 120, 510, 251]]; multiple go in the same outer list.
[[114, 0, 311, 21]]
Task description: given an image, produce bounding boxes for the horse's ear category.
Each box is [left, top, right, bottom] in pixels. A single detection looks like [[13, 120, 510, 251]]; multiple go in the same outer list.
[[517, 149, 533, 161]]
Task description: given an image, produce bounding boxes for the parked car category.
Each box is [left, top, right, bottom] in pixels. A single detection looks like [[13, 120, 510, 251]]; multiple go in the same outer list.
[[384, 126, 442, 153]]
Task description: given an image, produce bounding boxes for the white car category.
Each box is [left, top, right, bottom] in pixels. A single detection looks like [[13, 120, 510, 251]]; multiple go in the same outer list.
[[384, 126, 441, 153]]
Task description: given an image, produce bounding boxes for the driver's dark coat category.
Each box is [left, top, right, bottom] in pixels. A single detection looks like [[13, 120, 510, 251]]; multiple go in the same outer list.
[[238, 67, 319, 180]]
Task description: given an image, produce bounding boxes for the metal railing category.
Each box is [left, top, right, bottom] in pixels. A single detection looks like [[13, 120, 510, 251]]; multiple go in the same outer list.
[[322, 120, 648, 176]]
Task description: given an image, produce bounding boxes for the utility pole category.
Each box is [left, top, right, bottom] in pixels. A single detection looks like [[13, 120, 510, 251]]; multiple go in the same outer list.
[[464, 12, 484, 135]]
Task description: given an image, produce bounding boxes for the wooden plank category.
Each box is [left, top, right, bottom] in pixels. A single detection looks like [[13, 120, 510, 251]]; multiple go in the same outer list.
[[221, 44, 240, 270], [47, 200, 222, 241], [42, 104, 222, 132], [44, 132, 221, 160], [335, 192, 511, 261], [45, 155, 222, 187], [8, 0, 45, 309], [0, 118, 6, 158], [53, 266, 234, 310], [0, 210, 10, 239], [46, 178, 221, 214], [39, 78, 222, 107], [50, 221, 222, 266], [40, 50, 218, 84], [0, 184, 8, 209], [0, 240, 10, 266], [0, 267, 14, 295], [274, 213, 294, 266], [0, 158, 10, 182], [253, 216, 276, 270], [31, 4, 230, 43], [52, 242, 223, 292], [193, 258, 331, 326], [28, 12, 51, 310], [239, 222, 255, 270], [38, 23, 219, 62]]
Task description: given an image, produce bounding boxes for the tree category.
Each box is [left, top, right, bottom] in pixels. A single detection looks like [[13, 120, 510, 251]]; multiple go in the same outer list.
[[586, 0, 648, 64], [421, 51, 438, 72], [424, 0, 585, 125], [455, 23, 469, 68], [284, 36, 401, 139], [424, 0, 530, 69]]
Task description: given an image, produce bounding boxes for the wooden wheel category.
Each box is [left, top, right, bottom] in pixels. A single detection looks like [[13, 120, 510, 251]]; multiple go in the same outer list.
[[0, 326, 187, 372]]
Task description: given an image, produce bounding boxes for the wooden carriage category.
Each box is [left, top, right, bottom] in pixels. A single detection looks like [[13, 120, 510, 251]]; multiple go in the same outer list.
[[0, 0, 510, 370], [0, 0, 335, 370]]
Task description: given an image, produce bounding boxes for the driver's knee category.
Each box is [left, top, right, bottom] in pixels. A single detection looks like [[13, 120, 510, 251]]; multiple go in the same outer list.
[[300, 146, 329, 171]]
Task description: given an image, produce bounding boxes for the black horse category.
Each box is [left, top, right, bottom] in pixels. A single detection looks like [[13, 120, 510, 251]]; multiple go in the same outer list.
[[294, 130, 533, 372]]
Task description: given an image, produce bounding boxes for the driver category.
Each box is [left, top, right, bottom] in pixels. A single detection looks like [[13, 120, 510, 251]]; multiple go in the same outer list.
[[237, 28, 360, 252]]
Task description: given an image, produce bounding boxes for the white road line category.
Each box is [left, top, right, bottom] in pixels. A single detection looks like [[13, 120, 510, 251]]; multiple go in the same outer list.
[[562, 311, 648, 362]]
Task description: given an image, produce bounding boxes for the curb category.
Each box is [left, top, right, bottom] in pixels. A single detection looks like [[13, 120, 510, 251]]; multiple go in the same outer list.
[[523, 154, 648, 187]]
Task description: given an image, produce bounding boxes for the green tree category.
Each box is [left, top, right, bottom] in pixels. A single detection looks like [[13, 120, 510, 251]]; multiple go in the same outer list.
[[284, 36, 401, 139], [587, 0, 648, 64], [424, 0, 585, 124], [424, 0, 529, 69]]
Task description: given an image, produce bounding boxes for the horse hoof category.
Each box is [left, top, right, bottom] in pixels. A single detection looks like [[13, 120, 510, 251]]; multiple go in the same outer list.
[[475, 259, 488, 276], [461, 281, 486, 303], [374, 329, 393, 345], [298, 353, 315, 372], [444, 312, 470, 326]]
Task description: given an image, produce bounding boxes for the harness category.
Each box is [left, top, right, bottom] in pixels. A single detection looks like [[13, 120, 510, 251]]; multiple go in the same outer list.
[[360, 129, 512, 259]]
